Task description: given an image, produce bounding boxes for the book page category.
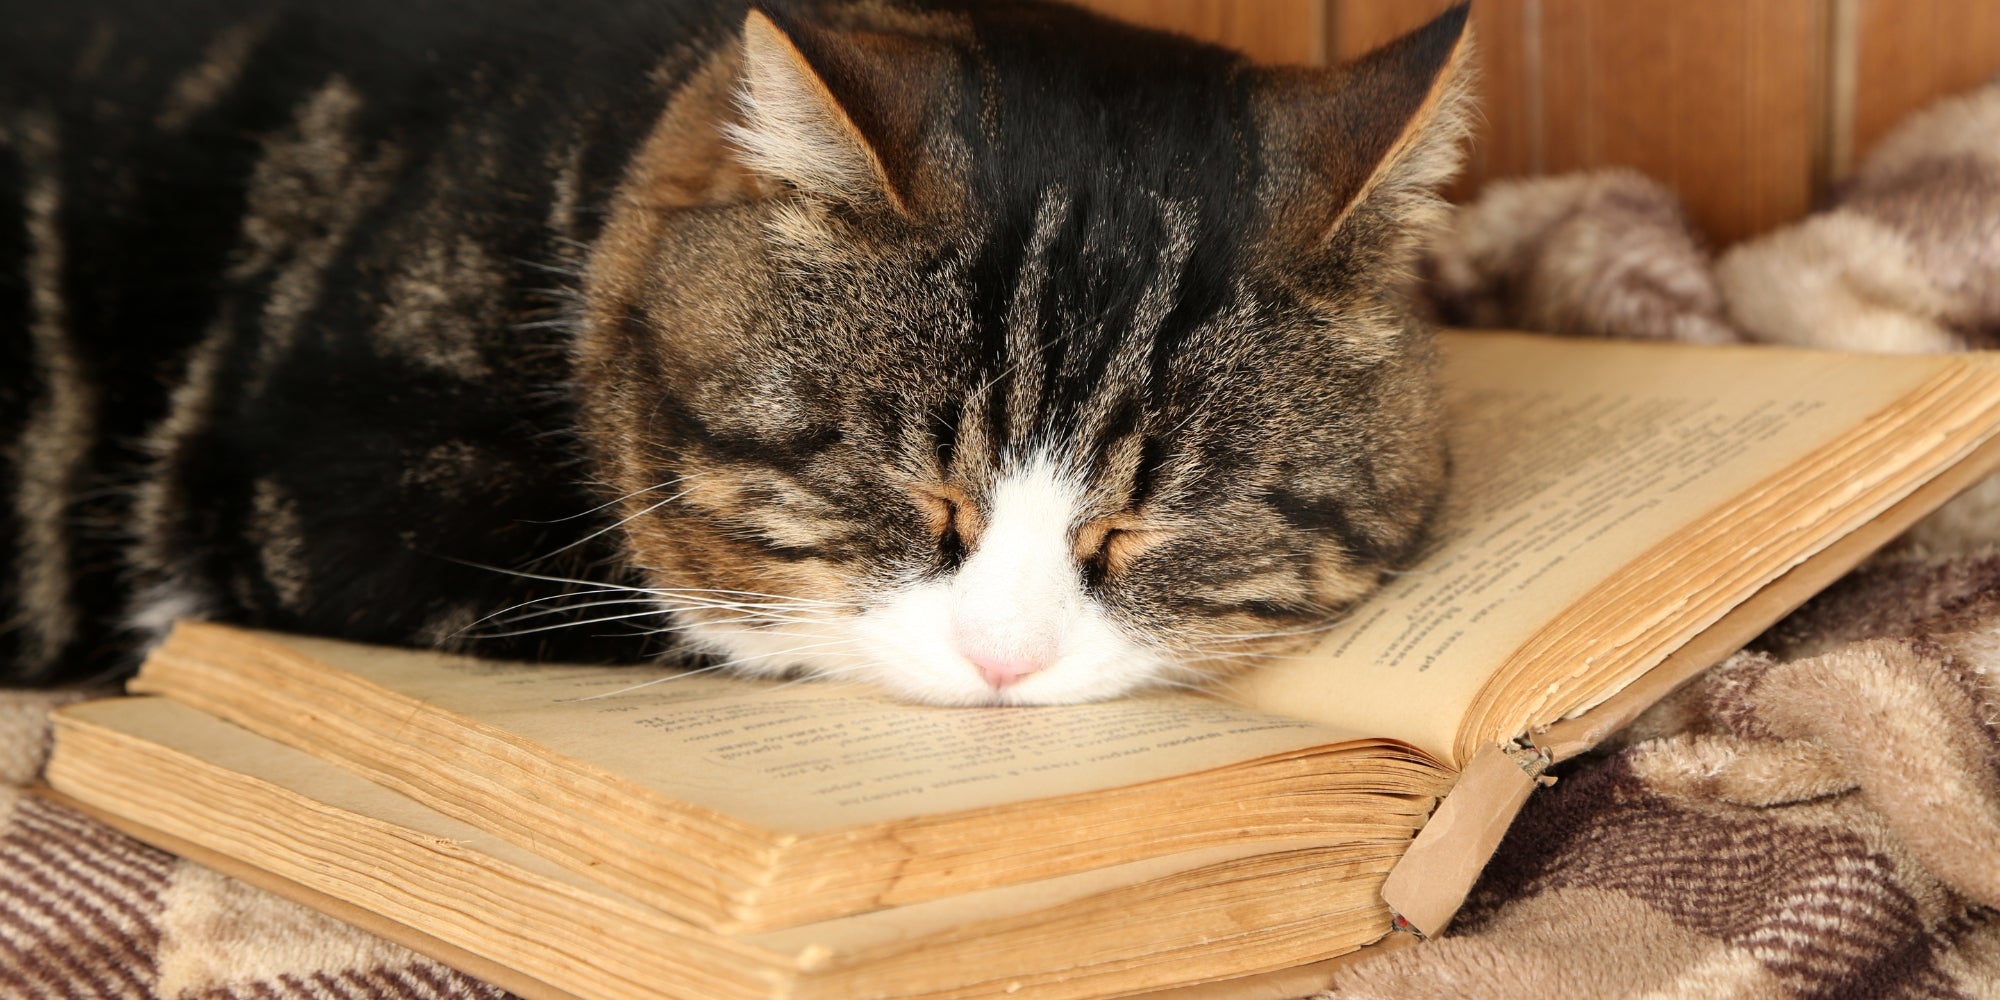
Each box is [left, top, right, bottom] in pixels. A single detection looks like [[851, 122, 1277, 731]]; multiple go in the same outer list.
[[1229, 334, 1955, 761], [259, 632, 1390, 831]]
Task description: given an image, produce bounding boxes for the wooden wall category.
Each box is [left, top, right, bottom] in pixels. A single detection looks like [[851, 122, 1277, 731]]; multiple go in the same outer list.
[[1076, 0, 2000, 245]]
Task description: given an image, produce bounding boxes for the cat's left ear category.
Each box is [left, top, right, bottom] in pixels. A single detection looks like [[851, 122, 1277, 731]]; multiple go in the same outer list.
[[729, 7, 950, 216], [1258, 4, 1475, 256]]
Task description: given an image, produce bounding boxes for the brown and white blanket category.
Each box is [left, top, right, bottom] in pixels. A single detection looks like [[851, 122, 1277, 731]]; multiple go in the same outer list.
[[5, 81, 1999, 1000]]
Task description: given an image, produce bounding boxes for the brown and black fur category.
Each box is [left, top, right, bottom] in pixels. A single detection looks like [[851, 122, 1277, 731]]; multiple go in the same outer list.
[[2, 0, 1472, 688]]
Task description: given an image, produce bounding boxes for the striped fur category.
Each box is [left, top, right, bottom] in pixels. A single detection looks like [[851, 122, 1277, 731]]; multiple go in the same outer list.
[[3, 1, 1473, 699]]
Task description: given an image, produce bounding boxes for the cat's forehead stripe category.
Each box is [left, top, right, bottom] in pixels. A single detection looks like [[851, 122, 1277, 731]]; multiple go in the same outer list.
[[971, 183, 1223, 475], [1068, 193, 1198, 452], [1000, 184, 1070, 439]]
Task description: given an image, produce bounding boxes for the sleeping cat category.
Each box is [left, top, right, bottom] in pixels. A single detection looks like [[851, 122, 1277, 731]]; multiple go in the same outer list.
[[1, 0, 1472, 704]]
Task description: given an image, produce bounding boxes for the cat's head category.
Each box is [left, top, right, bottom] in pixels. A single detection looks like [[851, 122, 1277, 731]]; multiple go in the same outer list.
[[575, 0, 1473, 704]]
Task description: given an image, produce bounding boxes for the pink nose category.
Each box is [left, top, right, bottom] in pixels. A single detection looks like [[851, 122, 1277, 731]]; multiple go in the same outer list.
[[961, 648, 1046, 690]]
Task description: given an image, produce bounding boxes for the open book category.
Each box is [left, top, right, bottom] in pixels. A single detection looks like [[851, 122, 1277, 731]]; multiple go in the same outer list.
[[45, 333, 2000, 998], [51, 697, 1409, 1000]]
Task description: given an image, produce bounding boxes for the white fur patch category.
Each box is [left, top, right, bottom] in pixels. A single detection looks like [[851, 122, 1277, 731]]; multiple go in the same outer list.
[[945, 458, 1091, 695], [681, 456, 1166, 705], [125, 582, 217, 652]]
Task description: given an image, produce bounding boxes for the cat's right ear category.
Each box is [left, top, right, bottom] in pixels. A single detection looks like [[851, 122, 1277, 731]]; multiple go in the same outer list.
[[728, 7, 947, 216], [1257, 4, 1476, 260]]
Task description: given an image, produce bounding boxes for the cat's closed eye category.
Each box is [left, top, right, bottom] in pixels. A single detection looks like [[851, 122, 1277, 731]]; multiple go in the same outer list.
[[914, 486, 980, 566], [1075, 520, 1155, 581]]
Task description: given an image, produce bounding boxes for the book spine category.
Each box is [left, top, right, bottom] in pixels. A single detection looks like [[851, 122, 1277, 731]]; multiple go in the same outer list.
[[1377, 742, 1549, 937]]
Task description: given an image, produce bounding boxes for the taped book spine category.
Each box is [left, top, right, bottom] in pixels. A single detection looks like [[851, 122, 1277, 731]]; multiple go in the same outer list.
[[1378, 743, 1548, 938]]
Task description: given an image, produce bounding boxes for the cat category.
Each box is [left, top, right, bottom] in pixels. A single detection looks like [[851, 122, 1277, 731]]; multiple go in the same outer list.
[[1, 0, 1473, 705]]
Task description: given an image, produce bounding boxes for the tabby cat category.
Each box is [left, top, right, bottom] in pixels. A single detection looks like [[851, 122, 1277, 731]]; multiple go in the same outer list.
[[1, 0, 1472, 704]]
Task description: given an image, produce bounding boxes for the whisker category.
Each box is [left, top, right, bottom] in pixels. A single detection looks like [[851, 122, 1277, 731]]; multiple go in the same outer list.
[[714, 639, 860, 666], [632, 581, 857, 609], [463, 587, 659, 631], [470, 607, 724, 639], [448, 559, 644, 593], [1177, 647, 1282, 662], [1190, 616, 1350, 646], [754, 665, 882, 696], [571, 662, 733, 701], [510, 255, 585, 277], [530, 486, 698, 561], [474, 597, 675, 631], [649, 604, 845, 626], [512, 317, 580, 332], [451, 558, 854, 609], [519, 474, 707, 525], [634, 625, 851, 646]]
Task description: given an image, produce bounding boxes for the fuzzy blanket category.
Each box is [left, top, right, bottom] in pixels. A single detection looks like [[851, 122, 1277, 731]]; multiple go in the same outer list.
[[5, 81, 1999, 1000], [1336, 80, 2000, 999]]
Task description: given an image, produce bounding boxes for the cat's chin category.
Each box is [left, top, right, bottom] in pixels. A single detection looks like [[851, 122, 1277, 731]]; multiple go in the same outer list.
[[854, 653, 1172, 708], [679, 597, 1175, 708]]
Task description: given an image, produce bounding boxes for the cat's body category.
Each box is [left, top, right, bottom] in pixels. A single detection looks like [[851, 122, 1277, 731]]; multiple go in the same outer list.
[[3, 0, 737, 682], [2, 0, 1471, 701]]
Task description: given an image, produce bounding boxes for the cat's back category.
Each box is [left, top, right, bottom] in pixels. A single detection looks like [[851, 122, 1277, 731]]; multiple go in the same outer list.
[[1, 0, 736, 258], [0, 0, 741, 682]]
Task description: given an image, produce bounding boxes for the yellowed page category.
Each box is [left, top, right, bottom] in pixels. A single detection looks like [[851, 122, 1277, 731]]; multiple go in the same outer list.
[[1230, 334, 1959, 761], [225, 631, 1376, 832], [1466, 360, 2000, 758]]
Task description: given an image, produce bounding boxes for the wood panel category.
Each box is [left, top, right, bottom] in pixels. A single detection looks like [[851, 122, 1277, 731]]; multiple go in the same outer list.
[[1070, 0, 1329, 66], [1548, 1, 1817, 244], [1335, 1, 1819, 245], [1847, 0, 2000, 169], [1330, 0, 1459, 60]]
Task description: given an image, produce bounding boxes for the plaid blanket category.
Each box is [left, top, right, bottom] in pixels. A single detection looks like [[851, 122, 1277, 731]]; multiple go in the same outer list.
[[6, 80, 1998, 1000]]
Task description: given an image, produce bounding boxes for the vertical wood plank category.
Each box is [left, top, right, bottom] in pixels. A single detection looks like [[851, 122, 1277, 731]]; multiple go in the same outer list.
[[1480, 2, 1824, 245], [1849, 0, 2000, 167], [1825, 0, 1861, 183], [1329, 0, 1461, 60], [1071, 0, 1330, 65], [1568, 0, 1824, 242], [1458, 0, 1537, 197], [1535, 0, 1818, 244], [1335, 1, 1819, 243]]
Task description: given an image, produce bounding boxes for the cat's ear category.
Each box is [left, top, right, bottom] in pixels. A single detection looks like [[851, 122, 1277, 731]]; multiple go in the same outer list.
[[729, 7, 945, 215], [1259, 3, 1475, 253]]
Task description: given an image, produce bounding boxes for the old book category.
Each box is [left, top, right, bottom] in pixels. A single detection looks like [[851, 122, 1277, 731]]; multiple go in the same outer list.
[[45, 332, 2000, 995], [104, 626, 1449, 934], [47, 697, 1411, 1000]]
